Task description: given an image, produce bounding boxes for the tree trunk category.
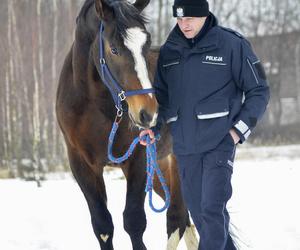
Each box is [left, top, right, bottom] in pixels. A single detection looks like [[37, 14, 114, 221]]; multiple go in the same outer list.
[[6, 0, 13, 173], [32, 0, 42, 187], [157, 0, 163, 45], [296, 43, 300, 117], [51, 0, 59, 170]]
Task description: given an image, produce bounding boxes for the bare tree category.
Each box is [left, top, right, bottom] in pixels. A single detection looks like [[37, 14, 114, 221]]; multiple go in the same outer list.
[[1, 0, 300, 175]]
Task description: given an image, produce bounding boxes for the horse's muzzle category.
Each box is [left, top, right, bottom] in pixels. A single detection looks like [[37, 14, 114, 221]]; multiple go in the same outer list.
[[140, 109, 153, 125]]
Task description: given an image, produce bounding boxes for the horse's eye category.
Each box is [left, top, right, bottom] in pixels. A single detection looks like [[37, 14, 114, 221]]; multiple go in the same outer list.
[[111, 47, 119, 56]]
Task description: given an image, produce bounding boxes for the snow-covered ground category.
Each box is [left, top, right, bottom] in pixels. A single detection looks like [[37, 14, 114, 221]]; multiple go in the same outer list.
[[0, 145, 300, 250]]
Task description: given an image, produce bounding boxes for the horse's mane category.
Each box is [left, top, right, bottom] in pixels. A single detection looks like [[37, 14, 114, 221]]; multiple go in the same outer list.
[[109, 0, 148, 39], [76, 0, 148, 41]]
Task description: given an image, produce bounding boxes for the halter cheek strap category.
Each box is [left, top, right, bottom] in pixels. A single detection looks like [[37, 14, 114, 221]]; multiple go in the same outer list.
[[98, 22, 155, 117]]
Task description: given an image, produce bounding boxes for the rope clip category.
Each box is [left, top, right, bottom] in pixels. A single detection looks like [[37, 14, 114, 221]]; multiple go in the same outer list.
[[114, 114, 123, 124], [115, 105, 123, 118]]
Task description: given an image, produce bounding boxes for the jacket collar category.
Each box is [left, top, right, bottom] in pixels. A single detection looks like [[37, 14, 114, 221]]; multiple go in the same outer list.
[[166, 12, 220, 53]]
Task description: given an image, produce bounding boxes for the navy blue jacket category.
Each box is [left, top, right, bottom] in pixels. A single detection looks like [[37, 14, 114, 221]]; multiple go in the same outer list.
[[152, 14, 270, 155]]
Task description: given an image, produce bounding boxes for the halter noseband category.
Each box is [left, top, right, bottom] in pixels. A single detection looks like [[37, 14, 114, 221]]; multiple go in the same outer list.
[[98, 22, 155, 117]]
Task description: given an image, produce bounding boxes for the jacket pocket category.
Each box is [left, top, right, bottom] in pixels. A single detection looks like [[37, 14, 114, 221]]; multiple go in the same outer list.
[[166, 115, 178, 124], [215, 149, 236, 173], [216, 133, 237, 154], [195, 97, 229, 119], [246, 56, 260, 85], [194, 98, 231, 147], [165, 109, 184, 142], [162, 57, 181, 68], [165, 109, 179, 124]]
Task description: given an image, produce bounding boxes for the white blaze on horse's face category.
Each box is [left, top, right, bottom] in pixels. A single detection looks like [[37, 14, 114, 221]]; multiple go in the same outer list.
[[123, 27, 153, 98]]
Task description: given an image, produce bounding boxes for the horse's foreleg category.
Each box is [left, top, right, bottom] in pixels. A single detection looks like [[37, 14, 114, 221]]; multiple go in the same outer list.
[[121, 157, 147, 250], [68, 149, 114, 250], [154, 154, 199, 250]]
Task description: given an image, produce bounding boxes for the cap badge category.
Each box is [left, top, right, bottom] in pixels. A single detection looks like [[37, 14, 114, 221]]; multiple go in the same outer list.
[[176, 7, 184, 17]]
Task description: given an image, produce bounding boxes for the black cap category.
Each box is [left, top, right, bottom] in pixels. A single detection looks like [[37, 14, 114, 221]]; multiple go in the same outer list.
[[173, 0, 209, 18]]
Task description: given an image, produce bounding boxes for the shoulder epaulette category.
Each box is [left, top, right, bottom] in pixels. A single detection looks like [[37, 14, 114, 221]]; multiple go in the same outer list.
[[220, 26, 244, 39]]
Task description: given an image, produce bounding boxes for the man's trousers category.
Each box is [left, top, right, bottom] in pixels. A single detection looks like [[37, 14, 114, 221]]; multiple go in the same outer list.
[[176, 133, 237, 250]]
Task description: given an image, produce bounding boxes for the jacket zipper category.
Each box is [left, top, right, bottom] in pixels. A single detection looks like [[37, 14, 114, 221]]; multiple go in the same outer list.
[[247, 58, 259, 85]]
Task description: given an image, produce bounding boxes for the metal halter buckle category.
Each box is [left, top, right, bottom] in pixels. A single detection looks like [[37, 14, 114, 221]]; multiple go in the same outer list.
[[100, 58, 106, 65], [118, 91, 126, 101]]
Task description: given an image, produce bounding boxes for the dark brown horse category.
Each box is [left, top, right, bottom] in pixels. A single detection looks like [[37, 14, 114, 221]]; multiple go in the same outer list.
[[56, 0, 198, 249]]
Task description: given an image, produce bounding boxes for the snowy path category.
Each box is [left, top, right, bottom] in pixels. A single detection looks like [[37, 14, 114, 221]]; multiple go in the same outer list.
[[1, 153, 300, 249]]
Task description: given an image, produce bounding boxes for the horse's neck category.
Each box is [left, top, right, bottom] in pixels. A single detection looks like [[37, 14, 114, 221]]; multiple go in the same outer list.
[[74, 2, 98, 67]]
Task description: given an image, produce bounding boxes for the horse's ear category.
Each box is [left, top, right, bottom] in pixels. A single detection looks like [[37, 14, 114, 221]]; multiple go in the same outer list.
[[95, 0, 113, 21], [133, 0, 150, 12]]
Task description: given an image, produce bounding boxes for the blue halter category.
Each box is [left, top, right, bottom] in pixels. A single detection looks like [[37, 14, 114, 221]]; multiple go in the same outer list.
[[98, 23, 170, 213], [98, 22, 155, 117]]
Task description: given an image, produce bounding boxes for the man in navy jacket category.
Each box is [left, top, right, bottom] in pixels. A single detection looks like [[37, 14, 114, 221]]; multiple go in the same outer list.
[[140, 0, 270, 249]]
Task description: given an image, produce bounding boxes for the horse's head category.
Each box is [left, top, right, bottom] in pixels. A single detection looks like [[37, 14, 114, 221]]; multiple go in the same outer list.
[[94, 0, 158, 129]]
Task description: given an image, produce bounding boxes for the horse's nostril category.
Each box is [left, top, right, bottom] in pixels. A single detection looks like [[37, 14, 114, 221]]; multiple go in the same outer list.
[[140, 109, 152, 125]]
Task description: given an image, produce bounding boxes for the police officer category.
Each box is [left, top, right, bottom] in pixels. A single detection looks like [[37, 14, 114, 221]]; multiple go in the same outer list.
[[139, 0, 270, 249]]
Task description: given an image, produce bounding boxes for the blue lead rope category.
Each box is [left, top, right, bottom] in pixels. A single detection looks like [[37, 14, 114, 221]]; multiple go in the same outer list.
[[108, 121, 170, 213]]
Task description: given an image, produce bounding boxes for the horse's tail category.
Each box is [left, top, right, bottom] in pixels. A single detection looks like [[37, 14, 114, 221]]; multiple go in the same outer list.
[[228, 221, 250, 250]]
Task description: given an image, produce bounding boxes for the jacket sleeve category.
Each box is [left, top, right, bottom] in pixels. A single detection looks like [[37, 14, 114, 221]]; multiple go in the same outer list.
[[231, 38, 270, 143], [150, 49, 169, 135]]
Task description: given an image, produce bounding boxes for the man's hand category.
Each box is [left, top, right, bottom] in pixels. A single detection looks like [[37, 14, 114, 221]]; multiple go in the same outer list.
[[229, 129, 240, 144], [139, 129, 155, 146]]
